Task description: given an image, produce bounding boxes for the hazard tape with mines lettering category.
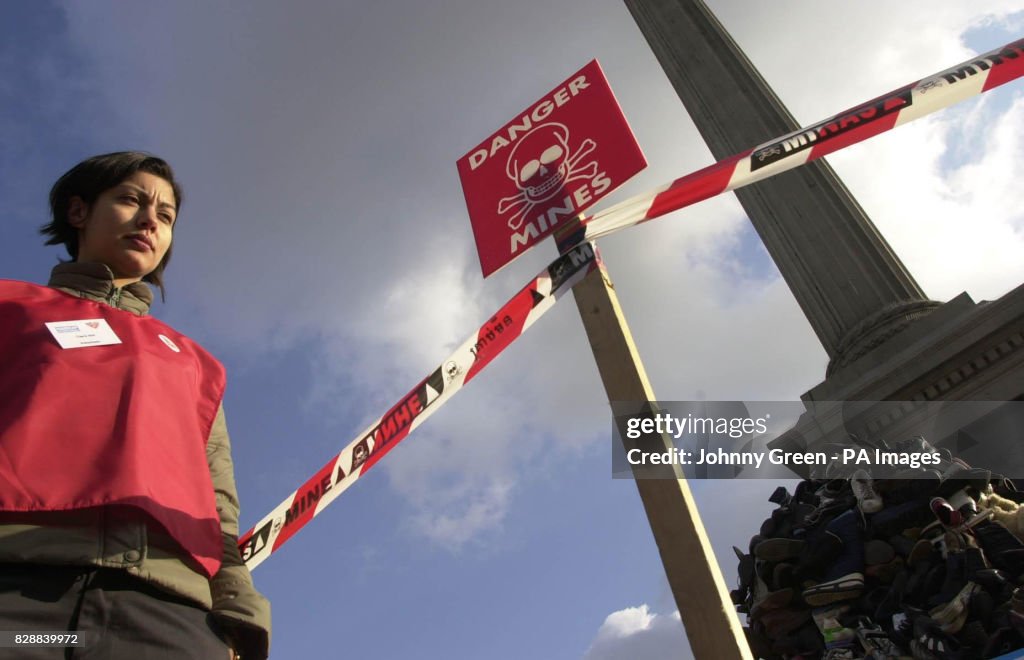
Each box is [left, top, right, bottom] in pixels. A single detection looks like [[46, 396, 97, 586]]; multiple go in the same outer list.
[[238, 242, 598, 569], [239, 39, 1023, 569], [557, 38, 1024, 251]]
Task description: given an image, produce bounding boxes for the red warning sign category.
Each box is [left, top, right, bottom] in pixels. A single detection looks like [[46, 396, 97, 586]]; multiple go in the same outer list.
[[457, 60, 646, 277]]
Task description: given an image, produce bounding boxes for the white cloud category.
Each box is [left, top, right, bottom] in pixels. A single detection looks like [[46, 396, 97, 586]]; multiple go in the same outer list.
[[403, 476, 513, 552], [583, 605, 690, 660], [827, 93, 1024, 303]]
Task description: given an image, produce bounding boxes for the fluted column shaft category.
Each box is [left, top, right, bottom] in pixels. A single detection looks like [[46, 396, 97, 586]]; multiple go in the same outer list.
[[624, 0, 935, 364]]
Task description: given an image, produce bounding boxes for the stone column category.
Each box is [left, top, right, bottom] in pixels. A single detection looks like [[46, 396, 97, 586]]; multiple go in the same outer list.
[[623, 0, 939, 373]]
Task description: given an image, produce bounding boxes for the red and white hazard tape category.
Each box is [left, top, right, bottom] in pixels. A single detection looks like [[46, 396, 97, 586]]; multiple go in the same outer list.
[[558, 38, 1024, 250], [239, 39, 1022, 569], [238, 243, 598, 569]]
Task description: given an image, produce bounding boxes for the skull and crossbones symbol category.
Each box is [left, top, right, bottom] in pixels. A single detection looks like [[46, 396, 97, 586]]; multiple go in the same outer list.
[[497, 123, 598, 230], [351, 440, 370, 472], [755, 145, 782, 161], [444, 360, 462, 382]]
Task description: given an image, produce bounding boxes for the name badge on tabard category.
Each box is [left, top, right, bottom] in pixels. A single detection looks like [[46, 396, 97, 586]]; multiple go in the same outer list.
[[45, 319, 122, 349]]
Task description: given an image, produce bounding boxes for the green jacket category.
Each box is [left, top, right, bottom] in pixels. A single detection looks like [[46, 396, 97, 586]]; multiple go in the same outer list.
[[0, 262, 271, 659]]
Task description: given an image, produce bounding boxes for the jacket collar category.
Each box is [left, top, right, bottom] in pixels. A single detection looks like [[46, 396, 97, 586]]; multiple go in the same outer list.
[[47, 262, 154, 316]]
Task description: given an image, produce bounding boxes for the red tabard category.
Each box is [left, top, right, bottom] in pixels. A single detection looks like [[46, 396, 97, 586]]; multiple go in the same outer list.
[[0, 280, 225, 578]]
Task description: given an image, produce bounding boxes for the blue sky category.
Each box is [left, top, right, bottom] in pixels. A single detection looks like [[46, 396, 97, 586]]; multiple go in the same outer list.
[[2, 2, 1023, 658]]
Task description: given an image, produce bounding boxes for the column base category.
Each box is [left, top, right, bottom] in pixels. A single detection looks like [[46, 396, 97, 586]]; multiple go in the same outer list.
[[827, 300, 943, 377]]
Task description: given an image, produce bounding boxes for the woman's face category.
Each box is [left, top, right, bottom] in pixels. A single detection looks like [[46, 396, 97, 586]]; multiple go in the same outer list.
[[69, 171, 177, 284]]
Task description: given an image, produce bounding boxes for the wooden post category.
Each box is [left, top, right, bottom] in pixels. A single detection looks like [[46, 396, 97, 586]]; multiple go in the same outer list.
[[570, 254, 751, 659]]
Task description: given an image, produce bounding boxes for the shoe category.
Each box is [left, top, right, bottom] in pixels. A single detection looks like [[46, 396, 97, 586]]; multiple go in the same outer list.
[[888, 533, 916, 558], [1010, 609, 1024, 638], [1013, 586, 1024, 614], [768, 485, 792, 506], [916, 563, 946, 607], [811, 602, 849, 626], [928, 581, 978, 634], [963, 507, 994, 530], [966, 588, 995, 626], [918, 519, 944, 544], [907, 538, 934, 567], [855, 616, 902, 658], [865, 555, 904, 583], [771, 621, 826, 656], [852, 469, 883, 514], [796, 529, 844, 581], [910, 615, 961, 659], [959, 536, 990, 577], [773, 562, 796, 591], [981, 626, 1021, 659], [788, 502, 818, 531], [992, 477, 1024, 502], [885, 469, 944, 502], [742, 626, 779, 660], [973, 520, 1024, 576], [749, 576, 794, 619], [904, 561, 938, 605], [813, 479, 852, 506], [865, 539, 896, 566], [956, 620, 989, 657], [869, 498, 934, 539], [802, 573, 865, 607], [970, 567, 1009, 596], [980, 492, 1024, 540], [925, 550, 966, 610], [944, 488, 976, 512], [761, 504, 808, 539], [859, 586, 889, 616], [800, 511, 866, 607], [938, 461, 991, 497], [889, 610, 914, 649], [825, 510, 865, 577], [930, 497, 964, 528], [812, 604, 856, 648], [873, 570, 909, 630], [759, 606, 811, 638], [755, 538, 805, 562], [733, 546, 754, 606], [794, 479, 818, 502]]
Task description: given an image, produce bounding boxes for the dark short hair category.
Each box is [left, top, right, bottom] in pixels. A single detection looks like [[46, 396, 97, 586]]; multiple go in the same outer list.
[[40, 151, 183, 298]]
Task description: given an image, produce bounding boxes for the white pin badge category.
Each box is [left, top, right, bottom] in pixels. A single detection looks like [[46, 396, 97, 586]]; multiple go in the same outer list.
[[158, 334, 181, 353]]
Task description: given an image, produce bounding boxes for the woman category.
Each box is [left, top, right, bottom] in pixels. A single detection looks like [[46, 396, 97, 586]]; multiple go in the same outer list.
[[0, 152, 271, 659]]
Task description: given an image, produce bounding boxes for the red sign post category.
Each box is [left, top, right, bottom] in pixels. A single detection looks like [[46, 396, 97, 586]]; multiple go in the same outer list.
[[457, 60, 646, 277]]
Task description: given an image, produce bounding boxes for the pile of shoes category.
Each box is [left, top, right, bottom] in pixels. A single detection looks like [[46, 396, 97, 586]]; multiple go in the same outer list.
[[733, 436, 1024, 659]]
